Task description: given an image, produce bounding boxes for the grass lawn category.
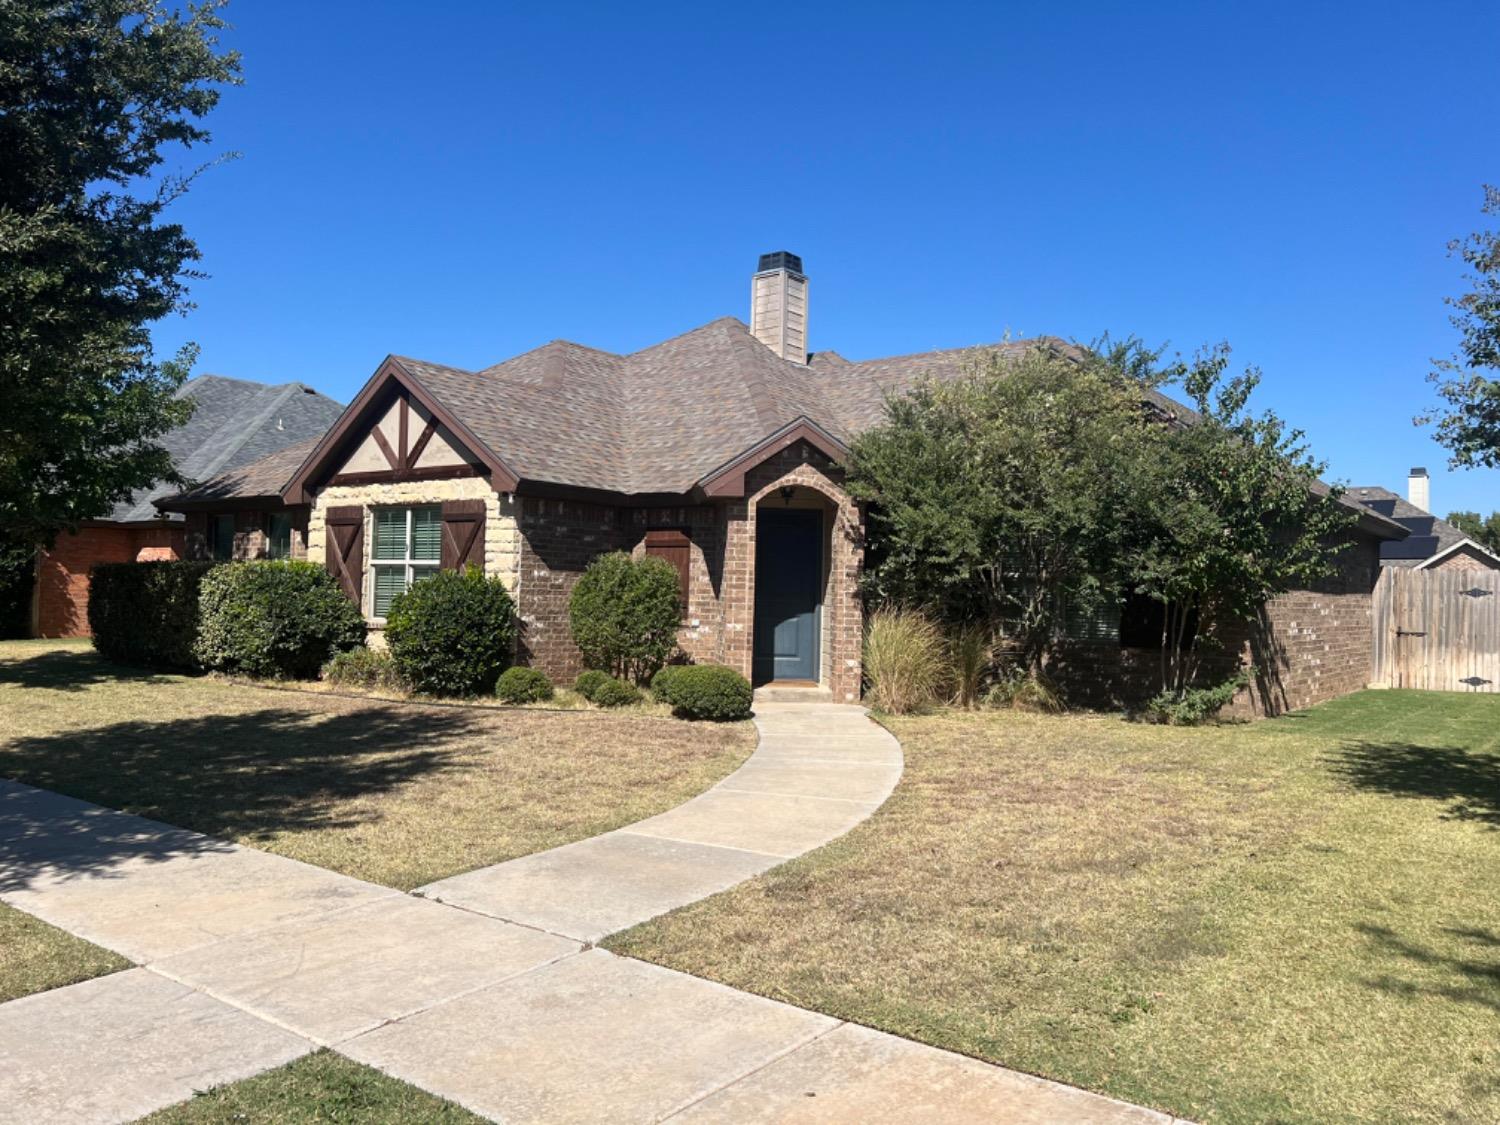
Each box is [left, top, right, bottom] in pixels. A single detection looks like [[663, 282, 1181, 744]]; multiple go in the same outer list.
[[0, 639, 755, 890], [0, 901, 129, 1004], [139, 1050, 482, 1123], [607, 690, 1500, 1124]]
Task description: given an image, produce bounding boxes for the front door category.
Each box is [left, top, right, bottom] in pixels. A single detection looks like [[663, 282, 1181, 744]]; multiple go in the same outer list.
[[753, 508, 822, 683]]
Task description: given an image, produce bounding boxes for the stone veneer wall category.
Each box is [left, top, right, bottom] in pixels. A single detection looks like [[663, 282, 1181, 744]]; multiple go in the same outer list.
[[306, 478, 519, 619]]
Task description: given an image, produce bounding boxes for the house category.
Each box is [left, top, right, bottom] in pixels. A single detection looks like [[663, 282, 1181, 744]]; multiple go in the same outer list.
[[32, 375, 344, 637], [157, 253, 1408, 713], [1347, 469, 1500, 572]]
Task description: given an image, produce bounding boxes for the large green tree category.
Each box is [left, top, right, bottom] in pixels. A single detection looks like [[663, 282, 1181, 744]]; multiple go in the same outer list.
[[1445, 510, 1500, 554], [0, 0, 240, 548], [1419, 185, 1500, 468]]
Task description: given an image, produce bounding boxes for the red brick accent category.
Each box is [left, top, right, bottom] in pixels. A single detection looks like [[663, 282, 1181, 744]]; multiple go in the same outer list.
[[35, 523, 186, 637]]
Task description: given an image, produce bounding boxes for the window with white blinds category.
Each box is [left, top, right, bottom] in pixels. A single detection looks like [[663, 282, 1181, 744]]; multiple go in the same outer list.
[[370, 506, 441, 616]]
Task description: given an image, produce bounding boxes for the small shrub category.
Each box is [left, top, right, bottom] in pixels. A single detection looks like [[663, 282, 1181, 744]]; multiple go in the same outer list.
[[574, 668, 614, 702], [863, 606, 944, 714], [322, 646, 403, 691], [589, 675, 641, 708], [385, 566, 516, 696], [651, 664, 690, 706], [196, 561, 366, 679], [947, 624, 994, 709], [984, 668, 1064, 713], [496, 666, 554, 704], [89, 561, 219, 669], [1141, 672, 1248, 726], [663, 664, 752, 721], [569, 552, 682, 683]]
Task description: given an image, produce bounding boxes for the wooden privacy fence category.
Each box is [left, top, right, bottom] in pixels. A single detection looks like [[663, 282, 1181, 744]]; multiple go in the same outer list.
[[1372, 567, 1500, 692]]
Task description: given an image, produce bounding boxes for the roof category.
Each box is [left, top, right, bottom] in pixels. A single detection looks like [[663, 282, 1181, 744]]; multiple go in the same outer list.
[[158, 321, 1404, 539], [114, 375, 343, 520], [1347, 486, 1500, 566]]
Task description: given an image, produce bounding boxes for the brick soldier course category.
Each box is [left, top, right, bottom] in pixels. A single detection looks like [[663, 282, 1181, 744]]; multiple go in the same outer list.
[[160, 252, 1410, 714]]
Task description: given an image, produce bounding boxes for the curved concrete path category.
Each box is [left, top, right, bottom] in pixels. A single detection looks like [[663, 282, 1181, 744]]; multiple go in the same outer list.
[[0, 704, 1178, 1125]]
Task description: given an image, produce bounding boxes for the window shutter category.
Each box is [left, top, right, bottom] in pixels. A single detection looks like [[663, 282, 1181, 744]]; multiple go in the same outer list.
[[440, 500, 486, 571], [644, 529, 691, 611], [325, 506, 364, 603]]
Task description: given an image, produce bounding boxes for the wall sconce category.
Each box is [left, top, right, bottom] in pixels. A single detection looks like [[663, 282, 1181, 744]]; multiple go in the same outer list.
[[779, 486, 795, 506]]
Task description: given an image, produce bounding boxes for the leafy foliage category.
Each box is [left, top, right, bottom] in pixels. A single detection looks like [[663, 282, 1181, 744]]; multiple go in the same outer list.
[[384, 566, 516, 696], [587, 674, 641, 708], [568, 552, 682, 683], [983, 667, 1064, 713], [1419, 186, 1500, 469], [862, 607, 945, 714], [321, 646, 403, 692], [573, 669, 614, 701], [495, 666, 554, 704], [88, 560, 216, 668], [1445, 510, 1500, 554], [657, 664, 753, 721], [1140, 672, 1249, 726], [195, 561, 365, 679], [0, 543, 34, 639], [0, 1, 241, 549], [847, 342, 1158, 671]]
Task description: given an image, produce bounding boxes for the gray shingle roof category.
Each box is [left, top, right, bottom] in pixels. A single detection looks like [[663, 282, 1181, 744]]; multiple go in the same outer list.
[[1347, 486, 1492, 565], [117, 375, 343, 520]]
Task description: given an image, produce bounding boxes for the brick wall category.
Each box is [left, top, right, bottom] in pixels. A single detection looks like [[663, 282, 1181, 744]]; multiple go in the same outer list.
[[621, 504, 728, 666], [35, 522, 186, 637], [515, 497, 621, 680], [1426, 544, 1500, 572]]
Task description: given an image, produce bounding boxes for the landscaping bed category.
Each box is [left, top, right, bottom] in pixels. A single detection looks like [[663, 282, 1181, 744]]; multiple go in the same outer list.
[[607, 690, 1500, 1124], [0, 640, 755, 891]]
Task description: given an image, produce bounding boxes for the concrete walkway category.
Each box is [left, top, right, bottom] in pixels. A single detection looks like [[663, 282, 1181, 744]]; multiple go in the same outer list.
[[0, 704, 1180, 1125]]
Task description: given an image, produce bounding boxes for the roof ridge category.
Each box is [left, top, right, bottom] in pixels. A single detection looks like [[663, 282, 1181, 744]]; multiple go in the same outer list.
[[626, 315, 745, 356]]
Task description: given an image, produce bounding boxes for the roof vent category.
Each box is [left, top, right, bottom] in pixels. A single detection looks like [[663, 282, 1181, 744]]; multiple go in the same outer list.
[[751, 251, 808, 364]]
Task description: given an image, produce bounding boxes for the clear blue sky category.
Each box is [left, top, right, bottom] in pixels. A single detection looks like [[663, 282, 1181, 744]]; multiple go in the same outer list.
[[152, 0, 1500, 515]]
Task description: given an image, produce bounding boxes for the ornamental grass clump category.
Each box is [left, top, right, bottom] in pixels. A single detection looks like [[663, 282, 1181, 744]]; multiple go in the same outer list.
[[384, 566, 516, 696], [321, 645, 403, 692], [862, 607, 944, 714], [195, 561, 365, 679], [947, 624, 994, 709]]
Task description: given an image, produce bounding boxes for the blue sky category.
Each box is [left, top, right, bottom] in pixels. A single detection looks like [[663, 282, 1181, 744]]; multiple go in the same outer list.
[[153, 1, 1500, 514]]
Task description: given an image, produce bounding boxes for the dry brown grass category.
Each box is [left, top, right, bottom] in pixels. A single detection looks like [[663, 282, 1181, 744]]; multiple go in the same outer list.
[[609, 693, 1500, 1124], [0, 640, 755, 890]]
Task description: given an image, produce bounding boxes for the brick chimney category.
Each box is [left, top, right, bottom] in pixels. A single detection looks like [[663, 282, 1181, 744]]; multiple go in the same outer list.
[[750, 251, 807, 364], [1408, 466, 1430, 512]]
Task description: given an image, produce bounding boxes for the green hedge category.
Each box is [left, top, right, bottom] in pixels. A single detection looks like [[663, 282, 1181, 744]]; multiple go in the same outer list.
[[89, 561, 219, 669], [568, 552, 682, 683], [496, 666, 554, 704], [657, 664, 752, 721], [574, 669, 613, 701], [195, 561, 365, 679], [589, 675, 641, 708], [385, 566, 517, 696]]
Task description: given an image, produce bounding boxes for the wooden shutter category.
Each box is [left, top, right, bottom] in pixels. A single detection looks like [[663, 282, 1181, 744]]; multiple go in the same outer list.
[[325, 506, 364, 603], [644, 529, 691, 611], [441, 499, 486, 571]]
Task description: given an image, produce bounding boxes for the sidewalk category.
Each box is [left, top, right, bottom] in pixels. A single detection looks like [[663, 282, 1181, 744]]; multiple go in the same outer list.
[[0, 704, 1179, 1124]]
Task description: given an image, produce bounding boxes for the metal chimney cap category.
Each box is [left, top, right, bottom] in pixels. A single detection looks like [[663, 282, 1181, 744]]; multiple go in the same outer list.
[[756, 251, 804, 275], [1410, 466, 1429, 477]]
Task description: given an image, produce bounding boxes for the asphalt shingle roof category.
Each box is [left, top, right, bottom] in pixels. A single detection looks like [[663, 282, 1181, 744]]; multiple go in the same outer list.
[[1347, 486, 1491, 565], [117, 375, 343, 520]]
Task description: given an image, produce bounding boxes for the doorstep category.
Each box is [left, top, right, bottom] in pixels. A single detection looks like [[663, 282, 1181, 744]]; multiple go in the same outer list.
[[753, 682, 835, 704]]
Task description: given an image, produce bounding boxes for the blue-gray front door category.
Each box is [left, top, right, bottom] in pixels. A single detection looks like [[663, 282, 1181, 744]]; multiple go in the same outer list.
[[753, 508, 822, 683]]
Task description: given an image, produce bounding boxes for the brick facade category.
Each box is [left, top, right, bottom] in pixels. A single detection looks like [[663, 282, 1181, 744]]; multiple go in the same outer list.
[[35, 522, 185, 638], [1424, 543, 1500, 572], [516, 497, 620, 679]]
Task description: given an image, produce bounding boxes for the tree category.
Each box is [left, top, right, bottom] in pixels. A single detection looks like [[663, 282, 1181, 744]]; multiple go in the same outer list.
[[846, 342, 1160, 671], [1128, 345, 1354, 695], [0, 1, 241, 549], [1445, 510, 1500, 554], [1418, 186, 1500, 468]]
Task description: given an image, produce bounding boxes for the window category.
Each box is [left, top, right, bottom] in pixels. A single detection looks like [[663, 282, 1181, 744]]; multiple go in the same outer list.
[[1119, 592, 1198, 650], [371, 505, 441, 616], [208, 514, 235, 561], [266, 512, 293, 560], [644, 529, 691, 614]]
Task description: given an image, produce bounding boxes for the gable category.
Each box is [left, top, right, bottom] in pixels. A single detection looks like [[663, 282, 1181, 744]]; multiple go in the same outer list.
[[333, 396, 477, 478]]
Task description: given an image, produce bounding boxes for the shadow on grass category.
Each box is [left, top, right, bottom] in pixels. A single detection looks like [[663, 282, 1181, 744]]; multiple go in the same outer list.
[[0, 646, 178, 692], [1356, 922, 1500, 1013], [1326, 741, 1500, 828], [0, 705, 483, 892]]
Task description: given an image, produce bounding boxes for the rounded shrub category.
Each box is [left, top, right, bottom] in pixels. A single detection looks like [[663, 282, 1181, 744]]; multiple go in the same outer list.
[[384, 566, 516, 697], [588, 675, 641, 708], [322, 646, 403, 692], [663, 664, 752, 721], [568, 551, 682, 683], [651, 664, 690, 706], [496, 666, 554, 704], [574, 669, 613, 702], [195, 561, 365, 679]]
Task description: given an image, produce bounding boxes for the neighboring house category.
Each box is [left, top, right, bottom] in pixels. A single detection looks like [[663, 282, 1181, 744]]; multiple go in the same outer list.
[[158, 253, 1407, 713], [1348, 469, 1500, 572], [33, 375, 344, 637]]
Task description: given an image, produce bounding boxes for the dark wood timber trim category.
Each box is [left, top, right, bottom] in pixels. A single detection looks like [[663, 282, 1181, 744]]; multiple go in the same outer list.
[[398, 396, 410, 467], [406, 418, 438, 469], [370, 425, 401, 472], [328, 464, 482, 487]]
